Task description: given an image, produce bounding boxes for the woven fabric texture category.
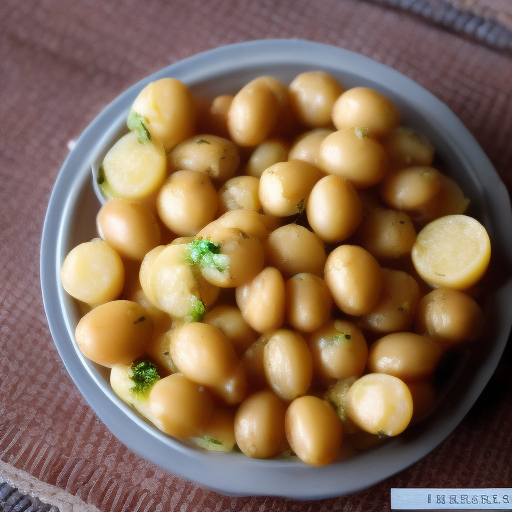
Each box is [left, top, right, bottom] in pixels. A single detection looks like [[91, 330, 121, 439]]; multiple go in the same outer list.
[[1, 0, 511, 511]]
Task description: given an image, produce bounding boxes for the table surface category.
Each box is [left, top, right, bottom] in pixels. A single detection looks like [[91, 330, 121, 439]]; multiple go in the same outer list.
[[1, 1, 512, 510]]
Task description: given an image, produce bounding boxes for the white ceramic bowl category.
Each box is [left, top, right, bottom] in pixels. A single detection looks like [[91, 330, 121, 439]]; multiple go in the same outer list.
[[41, 39, 512, 499]]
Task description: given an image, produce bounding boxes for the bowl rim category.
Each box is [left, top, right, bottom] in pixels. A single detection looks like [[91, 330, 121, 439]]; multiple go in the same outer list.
[[41, 38, 512, 499]]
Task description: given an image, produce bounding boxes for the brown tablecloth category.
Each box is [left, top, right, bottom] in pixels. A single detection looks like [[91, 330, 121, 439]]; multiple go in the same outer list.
[[1, 0, 512, 510]]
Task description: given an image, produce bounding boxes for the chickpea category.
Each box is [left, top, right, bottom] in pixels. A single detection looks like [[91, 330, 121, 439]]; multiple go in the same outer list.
[[410, 173, 470, 226], [217, 176, 262, 215], [236, 267, 286, 333], [203, 210, 271, 241], [411, 215, 491, 290], [241, 335, 270, 392], [285, 273, 332, 333], [382, 126, 435, 170], [414, 287, 485, 346], [227, 77, 280, 146], [99, 130, 167, 207], [61, 238, 124, 307], [157, 170, 218, 237], [139, 245, 166, 308], [210, 362, 248, 406], [263, 329, 313, 401], [306, 174, 362, 243], [367, 332, 443, 381], [145, 330, 179, 375], [170, 322, 239, 388], [149, 243, 212, 320], [289, 70, 344, 128], [259, 160, 323, 217], [346, 373, 413, 436], [324, 245, 382, 316], [97, 199, 161, 261], [318, 128, 388, 189], [169, 134, 240, 185], [234, 390, 287, 459], [75, 300, 153, 367], [308, 320, 368, 380], [380, 166, 442, 212], [192, 406, 237, 452], [288, 128, 334, 167], [203, 304, 258, 357], [200, 94, 233, 138], [332, 87, 401, 138], [355, 208, 416, 260], [196, 226, 265, 288], [244, 138, 289, 178], [285, 395, 343, 466], [257, 76, 297, 136], [264, 224, 326, 278], [130, 77, 196, 152], [359, 268, 420, 333], [149, 374, 214, 439], [324, 377, 359, 434]]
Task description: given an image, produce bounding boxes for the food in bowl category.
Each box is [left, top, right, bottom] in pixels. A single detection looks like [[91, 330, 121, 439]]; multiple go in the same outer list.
[[59, 69, 491, 468]]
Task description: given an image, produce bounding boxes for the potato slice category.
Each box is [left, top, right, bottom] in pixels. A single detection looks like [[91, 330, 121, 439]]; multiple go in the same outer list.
[[412, 214, 491, 290]]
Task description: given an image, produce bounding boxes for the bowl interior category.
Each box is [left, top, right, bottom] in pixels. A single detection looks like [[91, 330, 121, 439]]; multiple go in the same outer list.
[[41, 39, 512, 499]]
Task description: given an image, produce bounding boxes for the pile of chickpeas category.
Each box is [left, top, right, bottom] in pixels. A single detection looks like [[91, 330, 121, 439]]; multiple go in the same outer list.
[[61, 71, 491, 467]]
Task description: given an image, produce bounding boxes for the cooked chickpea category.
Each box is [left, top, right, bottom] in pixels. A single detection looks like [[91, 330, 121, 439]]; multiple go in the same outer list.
[[367, 332, 443, 381], [244, 138, 289, 178], [288, 128, 334, 166], [285, 395, 343, 466], [259, 160, 323, 217], [346, 373, 413, 437], [264, 224, 326, 278], [97, 199, 161, 261], [318, 128, 388, 189], [324, 377, 359, 434], [289, 71, 344, 128], [380, 166, 442, 212], [169, 134, 240, 184], [234, 390, 287, 459], [149, 374, 214, 439], [257, 76, 297, 136], [130, 77, 196, 152], [227, 77, 279, 146], [236, 267, 285, 333], [332, 87, 401, 138], [241, 335, 270, 392], [203, 304, 258, 357], [306, 174, 362, 243], [201, 94, 233, 138], [149, 243, 211, 320], [198, 226, 265, 288], [308, 320, 368, 380], [285, 273, 332, 333], [217, 176, 262, 215], [100, 131, 167, 205], [139, 245, 166, 307], [382, 126, 435, 170], [194, 406, 237, 452], [61, 239, 124, 306], [324, 245, 382, 316], [414, 287, 485, 346], [75, 300, 153, 367], [156, 170, 218, 237], [205, 210, 271, 241], [359, 268, 420, 333], [263, 329, 313, 401], [355, 208, 416, 260], [170, 322, 240, 388]]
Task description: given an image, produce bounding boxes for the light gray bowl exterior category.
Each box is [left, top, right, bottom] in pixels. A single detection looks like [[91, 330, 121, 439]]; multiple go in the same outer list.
[[41, 39, 512, 499]]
